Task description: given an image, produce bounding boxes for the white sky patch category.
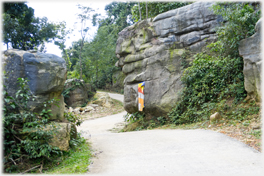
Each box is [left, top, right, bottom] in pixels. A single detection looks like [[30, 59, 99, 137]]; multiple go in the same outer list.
[[27, 1, 109, 57]]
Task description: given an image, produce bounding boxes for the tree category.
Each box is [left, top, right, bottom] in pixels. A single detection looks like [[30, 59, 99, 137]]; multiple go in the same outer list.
[[3, 2, 34, 26], [64, 2, 133, 90], [138, 2, 142, 21], [76, 4, 94, 80], [102, 2, 136, 31], [3, 2, 67, 51], [210, 2, 261, 57], [131, 2, 191, 22], [146, 2, 148, 19], [86, 25, 118, 88]]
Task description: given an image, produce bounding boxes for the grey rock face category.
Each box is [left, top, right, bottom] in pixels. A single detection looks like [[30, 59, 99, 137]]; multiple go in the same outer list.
[[116, 2, 221, 116], [239, 18, 262, 102], [3, 49, 67, 121], [64, 79, 88, 108], [112, 70, 126, 91]]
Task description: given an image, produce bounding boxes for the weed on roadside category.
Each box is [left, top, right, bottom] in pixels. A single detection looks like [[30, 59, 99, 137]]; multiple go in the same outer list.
[[44, 137, 92, 174]]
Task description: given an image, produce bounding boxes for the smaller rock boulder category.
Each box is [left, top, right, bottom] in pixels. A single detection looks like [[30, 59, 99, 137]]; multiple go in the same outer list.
[[82, 105, 95, 112], [92, 92, 113, 108], [46, 122, 71, 151], [210, 112, 221, 122], [64, 79, 88, 108], [73, 107, 81, 114], [24, 122, 75, 151]]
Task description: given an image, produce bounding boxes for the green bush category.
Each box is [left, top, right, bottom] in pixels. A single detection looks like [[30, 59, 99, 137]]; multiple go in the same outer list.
[[124, 112, 145, 123], [168, 53, 246, 125], [123, 112, 167, 131], [168, 2, 260, 125], [3, 78, 61, 172], [62, 79, 84, 99], [210, 2, 261, 57], [64, 112, 83, 127]]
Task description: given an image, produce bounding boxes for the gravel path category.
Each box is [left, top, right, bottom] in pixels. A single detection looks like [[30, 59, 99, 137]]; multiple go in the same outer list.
[[78, 93, 263, 175]]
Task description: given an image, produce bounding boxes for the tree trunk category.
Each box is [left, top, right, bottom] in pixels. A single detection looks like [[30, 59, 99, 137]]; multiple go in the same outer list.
[[146, 2, 148, 19], [138, 2, 142, 21], [79, 40, 84, 80], [96, 53, 99, 88]]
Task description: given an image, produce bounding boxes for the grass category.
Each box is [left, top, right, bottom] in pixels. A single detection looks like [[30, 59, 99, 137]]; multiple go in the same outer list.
[[6, 136, 93, 174], [44, 139, 92, 174]]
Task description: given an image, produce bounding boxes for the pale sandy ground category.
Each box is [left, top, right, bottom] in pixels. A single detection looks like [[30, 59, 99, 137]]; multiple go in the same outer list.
[[78, 93, 263, 176]]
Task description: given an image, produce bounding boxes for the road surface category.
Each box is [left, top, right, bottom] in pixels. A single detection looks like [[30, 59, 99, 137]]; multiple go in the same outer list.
[[78, 92, 263, 175]]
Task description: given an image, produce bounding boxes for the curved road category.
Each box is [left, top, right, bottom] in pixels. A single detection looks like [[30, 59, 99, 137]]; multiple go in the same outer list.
[[78, 93, 263, 175]]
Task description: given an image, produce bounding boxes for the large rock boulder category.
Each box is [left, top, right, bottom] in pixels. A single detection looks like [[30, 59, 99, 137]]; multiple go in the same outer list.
[[3, 49, 76, 151], [116, 2, 222, 116], [239, 18, 262, 102], [64, 79, 88, 108], [92, 92, 113, 108], [3, 49, 67, 121], [112, 70, 126, 91]]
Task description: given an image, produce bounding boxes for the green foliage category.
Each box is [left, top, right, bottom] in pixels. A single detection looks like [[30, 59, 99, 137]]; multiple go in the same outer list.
[[210, 2, 261, 57], [250, 129, 261, 139], [3, 78, 60, 172], [168, 53, 246, 125], [102, 2, 136, 30], [44, 138, 92, 174], [62, 79, 84, 98], [131, 2, 191, 22], [64, 112, 83, 127], [157, 116, 167, 126], [82, 24, 119, 89], [168, 2, 260, 125], [180, 50, 191, 69], [63, 2, 133, 91], [3, 2, 34, 25], [3, 78, 88, 173], [124, 112, 145, 123], [123, 112, 167, 131], [224, 101, 260, 121], [76, 4, 95, 80], [3, 2, 69, 51]]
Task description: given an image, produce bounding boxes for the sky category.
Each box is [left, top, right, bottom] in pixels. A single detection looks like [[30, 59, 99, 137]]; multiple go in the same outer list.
[[27, 0, 110, 57], [2, 0, 111, 57]]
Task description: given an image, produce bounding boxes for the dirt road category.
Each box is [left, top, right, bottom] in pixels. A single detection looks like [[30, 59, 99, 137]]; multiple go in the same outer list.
[[78, 93, 263, 175]]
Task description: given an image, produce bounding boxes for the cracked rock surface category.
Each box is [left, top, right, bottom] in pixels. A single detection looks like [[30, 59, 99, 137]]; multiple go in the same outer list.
[[116, 2, 222, 116]]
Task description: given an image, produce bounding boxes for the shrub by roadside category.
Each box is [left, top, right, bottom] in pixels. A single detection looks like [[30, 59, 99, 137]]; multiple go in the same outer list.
[[3, 78, 92, 173]]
